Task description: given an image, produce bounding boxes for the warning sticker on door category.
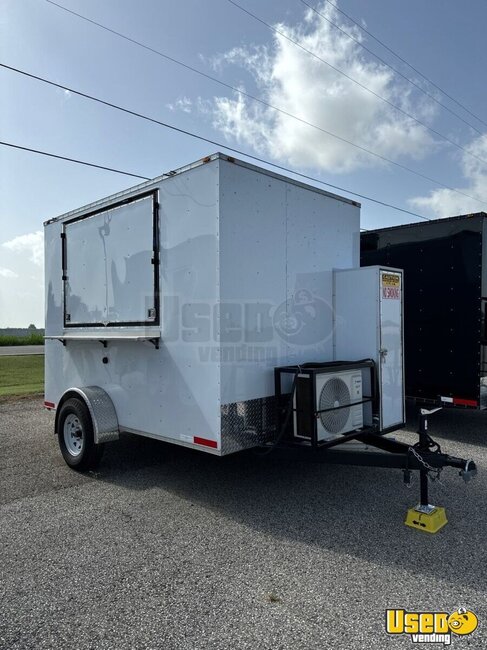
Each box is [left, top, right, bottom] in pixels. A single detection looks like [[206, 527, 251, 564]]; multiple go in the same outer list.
[[381, 273, 401, 300]]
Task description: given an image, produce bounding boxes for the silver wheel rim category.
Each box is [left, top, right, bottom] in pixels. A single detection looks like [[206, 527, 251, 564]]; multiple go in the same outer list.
[[63, 413, 84, 457]]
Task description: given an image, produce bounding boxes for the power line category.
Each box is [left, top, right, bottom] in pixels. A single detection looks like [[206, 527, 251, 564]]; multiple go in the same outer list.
[[226, 0, 487, 170], [0, 141, 422, 227], [40, 0, 476, 203], [0, 65, 432, 221], [35, 6, 487, 210], [322, 0, 487, 130], [0, 140, 150, 179], [300, 0, 482, 135]]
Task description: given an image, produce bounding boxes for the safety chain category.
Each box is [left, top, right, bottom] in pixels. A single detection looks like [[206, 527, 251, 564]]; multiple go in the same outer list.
[[408, 446, 444, 484]]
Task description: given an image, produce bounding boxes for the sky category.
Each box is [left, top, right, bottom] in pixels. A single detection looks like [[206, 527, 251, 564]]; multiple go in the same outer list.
[[1, 0, 487, 327]]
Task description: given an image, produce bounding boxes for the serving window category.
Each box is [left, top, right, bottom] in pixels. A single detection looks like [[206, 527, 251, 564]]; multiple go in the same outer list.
[[62, 191, 159, 328]]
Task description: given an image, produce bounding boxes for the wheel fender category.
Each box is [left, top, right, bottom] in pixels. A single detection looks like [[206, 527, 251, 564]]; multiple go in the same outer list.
[[55, 387, 119, 444]]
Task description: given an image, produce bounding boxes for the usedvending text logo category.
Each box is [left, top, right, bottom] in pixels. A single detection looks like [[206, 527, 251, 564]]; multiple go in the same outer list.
[[386, 608, 478, 645]]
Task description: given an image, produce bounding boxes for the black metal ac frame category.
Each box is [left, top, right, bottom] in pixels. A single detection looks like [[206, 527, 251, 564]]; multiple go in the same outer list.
[[274, 360, 378, 449]]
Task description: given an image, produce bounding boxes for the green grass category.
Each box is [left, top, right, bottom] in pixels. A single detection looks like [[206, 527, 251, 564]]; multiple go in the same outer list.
[[0, 333, 44, 346], [0, 355, 44, 397]]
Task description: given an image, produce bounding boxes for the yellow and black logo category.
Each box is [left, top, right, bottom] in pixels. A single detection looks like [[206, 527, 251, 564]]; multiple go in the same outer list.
[[386, 608, 478, 645]]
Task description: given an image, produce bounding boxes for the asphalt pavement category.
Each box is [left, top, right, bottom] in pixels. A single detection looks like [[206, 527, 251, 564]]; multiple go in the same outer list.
[[0, 399, 485, 649], [0, 345, 44, 356]]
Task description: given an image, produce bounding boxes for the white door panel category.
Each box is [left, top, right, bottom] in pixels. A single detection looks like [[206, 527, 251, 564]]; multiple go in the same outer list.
[[379, 270, 404, 428]]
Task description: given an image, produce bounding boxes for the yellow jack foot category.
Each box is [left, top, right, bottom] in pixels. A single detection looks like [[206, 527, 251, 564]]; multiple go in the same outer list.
[[405, 505, 448, 533]]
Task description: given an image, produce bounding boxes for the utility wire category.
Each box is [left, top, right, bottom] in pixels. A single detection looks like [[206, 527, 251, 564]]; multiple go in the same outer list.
[[35, 1, 483, 220], [0, 140, 150, 179], [0, 64, 432, 221], [323, 0, 487, 130], [226, 0, 487, 169], [40, 0, 477, 202], [300, 0, 482, 135], [0, 139, 418, 226], [36, 6, 487, 210]]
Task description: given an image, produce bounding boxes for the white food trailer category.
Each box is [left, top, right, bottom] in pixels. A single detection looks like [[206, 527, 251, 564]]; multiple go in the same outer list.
[[44, 153, 475, 531]]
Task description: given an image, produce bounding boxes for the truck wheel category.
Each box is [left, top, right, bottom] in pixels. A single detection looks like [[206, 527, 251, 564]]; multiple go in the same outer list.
[[57, 398, 104, 471]]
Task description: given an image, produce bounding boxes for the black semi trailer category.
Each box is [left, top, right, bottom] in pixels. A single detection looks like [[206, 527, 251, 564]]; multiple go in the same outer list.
[[361, 212, 487, 410]]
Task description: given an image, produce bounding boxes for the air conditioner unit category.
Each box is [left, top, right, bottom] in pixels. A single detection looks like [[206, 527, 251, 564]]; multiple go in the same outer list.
[[294, 369, 363, 442]]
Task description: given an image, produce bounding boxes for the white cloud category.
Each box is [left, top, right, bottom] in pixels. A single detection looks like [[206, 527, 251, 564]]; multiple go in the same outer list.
[[0, 267, 18, 278], [198, 1, 436, 173], [410, 133, 487, 217], [0, 231, 44, 327], [2, 230, 43, 266], [166, 96, 193, 113]]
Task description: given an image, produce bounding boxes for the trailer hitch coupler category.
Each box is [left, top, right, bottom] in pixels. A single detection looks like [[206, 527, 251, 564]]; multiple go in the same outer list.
[[460, 460, 477, 483]]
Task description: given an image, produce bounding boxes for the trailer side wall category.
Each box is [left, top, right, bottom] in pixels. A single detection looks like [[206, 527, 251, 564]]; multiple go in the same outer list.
[[218, 159, 360, 451], [45, 159, 222, 449]]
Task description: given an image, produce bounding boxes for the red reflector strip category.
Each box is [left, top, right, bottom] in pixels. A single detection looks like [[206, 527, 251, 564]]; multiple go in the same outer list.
[[193, 436, 218, 449], [453, 397, 478, 407], [44, 401, 56, 409]]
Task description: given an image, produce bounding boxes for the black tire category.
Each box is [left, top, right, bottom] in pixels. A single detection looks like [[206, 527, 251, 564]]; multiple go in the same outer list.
[[57, 398, 104, 471]]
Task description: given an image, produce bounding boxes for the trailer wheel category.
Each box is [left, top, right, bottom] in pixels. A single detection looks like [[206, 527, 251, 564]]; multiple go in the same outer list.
[[57, 398, 104, 471]]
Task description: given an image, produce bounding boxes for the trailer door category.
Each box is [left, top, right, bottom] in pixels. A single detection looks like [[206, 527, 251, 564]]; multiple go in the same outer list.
[[63, 192, 159, 327], [379, 270, 404, 429]]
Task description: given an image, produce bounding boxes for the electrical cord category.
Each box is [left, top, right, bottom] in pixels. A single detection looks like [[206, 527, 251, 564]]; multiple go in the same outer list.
[[252, 371, 300, 456]]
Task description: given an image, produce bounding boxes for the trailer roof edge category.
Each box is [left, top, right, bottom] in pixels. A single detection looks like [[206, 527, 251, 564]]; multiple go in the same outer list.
[[364, 211, 487, 234], [43, 152, 360, 225]]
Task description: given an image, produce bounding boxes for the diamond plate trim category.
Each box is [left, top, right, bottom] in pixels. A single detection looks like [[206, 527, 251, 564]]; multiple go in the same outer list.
[[67, 386, 119, 444], [220, 396, 277, 455]]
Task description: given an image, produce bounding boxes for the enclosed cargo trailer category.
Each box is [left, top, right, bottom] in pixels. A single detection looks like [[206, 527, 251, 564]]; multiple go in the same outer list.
[[361, 213, 487, 409], [45, 153, 382, 459], [43, 154, 476, 530]]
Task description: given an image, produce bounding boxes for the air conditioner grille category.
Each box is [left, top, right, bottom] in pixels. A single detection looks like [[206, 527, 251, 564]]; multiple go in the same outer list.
[[319, 377, 351, 433]]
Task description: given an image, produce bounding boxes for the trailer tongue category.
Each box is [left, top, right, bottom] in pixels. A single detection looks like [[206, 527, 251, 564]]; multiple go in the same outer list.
[[271, 363, 476, 533]]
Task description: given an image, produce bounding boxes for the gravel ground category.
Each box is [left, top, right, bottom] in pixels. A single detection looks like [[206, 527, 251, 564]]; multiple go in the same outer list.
[[0, 398, 485, 649]]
